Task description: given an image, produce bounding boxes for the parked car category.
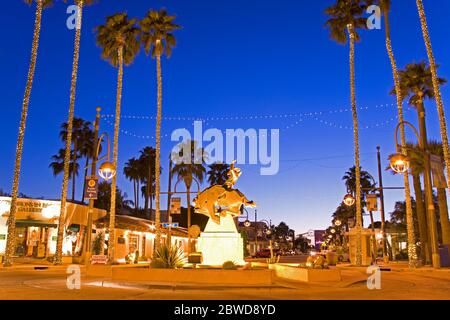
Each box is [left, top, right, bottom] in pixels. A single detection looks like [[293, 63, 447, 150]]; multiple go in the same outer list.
[[254, 248, 280, 258]]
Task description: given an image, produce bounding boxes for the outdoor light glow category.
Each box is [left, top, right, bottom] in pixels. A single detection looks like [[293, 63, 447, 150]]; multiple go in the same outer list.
[[334, 219, 342, 226], [330, 228, 336, 234], [390, 153, 410, 173], [0, 200, 10, 215], [98, 161, 116, 181], [243, 220, 251, 228], [42, 204, 60, 219], [343, 194, 355, 206]]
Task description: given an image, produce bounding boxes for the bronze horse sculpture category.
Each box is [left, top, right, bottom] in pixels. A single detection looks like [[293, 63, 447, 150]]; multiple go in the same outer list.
[[193, 161, 256, 224]]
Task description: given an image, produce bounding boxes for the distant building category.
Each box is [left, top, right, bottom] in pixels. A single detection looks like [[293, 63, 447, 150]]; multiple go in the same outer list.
[[237, 221, 271, 256]]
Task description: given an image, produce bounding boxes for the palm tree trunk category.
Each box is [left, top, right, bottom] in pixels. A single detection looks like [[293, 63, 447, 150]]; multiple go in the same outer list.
[[437, 187, 450, 246], [54, 1, 84, 265], [417, 101, 441, 268], [108, 45, 124, 263], [347, 24, 362, 266], [149, 167, 153, 220], [187, 187, 192, 253], [383, 7, 419, 267], [416, 0, 450, 195], [412, 173, 430, 263], [3, 0, 43, 267], [71, 141, 78, 202], [146, 162, 150, 218], [154, 50, 163, 250], [133, 179, 137, 214], [167, 158, 173, 224], [81, 156, 89, 203]]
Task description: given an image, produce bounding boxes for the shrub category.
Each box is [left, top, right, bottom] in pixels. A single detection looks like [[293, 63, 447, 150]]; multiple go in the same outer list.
[[149, 258, 167, 269], [153, 242, 185, 269], [222, 261, 238, 270], [266, 255, 280, 264], [92, 232, 103, 255]]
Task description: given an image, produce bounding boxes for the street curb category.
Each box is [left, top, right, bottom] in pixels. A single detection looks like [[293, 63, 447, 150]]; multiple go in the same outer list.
[[86, 280, 288, 291]]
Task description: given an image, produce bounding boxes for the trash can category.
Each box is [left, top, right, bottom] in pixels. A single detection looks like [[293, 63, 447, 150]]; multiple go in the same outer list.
[[439, 245, 450, 267]]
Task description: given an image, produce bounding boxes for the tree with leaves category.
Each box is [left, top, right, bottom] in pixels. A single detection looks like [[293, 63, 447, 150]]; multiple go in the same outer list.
[[207, 162, 230, 186]]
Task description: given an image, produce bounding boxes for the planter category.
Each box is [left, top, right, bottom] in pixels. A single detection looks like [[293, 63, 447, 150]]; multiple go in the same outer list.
[[271, 264, 341, 282], [112, 267, 273, 285]]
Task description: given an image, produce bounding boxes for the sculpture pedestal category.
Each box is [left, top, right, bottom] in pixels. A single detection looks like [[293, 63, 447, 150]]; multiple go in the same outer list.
[[197, 215, 245, 266]]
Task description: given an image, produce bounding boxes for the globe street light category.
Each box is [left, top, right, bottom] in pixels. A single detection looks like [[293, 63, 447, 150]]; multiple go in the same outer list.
[[389, 153, 410, 174], [96, 133, 115, 181], [343, 193, 356, 207], [98, 161, 116, 181]]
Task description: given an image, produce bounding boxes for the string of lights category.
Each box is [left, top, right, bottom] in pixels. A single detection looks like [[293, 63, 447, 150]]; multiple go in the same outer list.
[[100, 102, 408, 140], [99, 102, 399, 122]]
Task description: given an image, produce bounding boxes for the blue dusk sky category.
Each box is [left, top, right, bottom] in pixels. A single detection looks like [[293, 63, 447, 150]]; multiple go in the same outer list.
[[0, 0, 449, 234]]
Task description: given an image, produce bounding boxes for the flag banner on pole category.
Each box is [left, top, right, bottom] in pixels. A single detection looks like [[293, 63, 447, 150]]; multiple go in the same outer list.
[[366, 194, 378, 212], [430, 155, 448, 188], [170, 197, 181, 214]]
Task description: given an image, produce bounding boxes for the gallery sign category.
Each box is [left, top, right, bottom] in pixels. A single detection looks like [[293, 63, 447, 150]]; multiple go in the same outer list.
[[0, 197, 60, 221]]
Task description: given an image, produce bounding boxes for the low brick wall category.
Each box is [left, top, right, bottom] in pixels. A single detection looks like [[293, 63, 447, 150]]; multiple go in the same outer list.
[[112, 267, 274, 285]]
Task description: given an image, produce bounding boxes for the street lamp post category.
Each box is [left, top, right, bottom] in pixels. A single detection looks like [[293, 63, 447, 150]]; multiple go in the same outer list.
[[391, 121, 440, 268], [83, 108, 115, 265]]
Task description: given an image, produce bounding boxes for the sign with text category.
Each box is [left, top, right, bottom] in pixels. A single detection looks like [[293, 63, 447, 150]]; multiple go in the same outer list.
[[84, 177, 99, 200], [90, 255, 108, 265], [366, 194, 378, 212], [170, 197, 181, 214]]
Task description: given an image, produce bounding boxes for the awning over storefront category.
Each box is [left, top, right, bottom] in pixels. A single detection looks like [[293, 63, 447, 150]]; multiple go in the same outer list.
[[15, 220, 57, 228], [95, 214, 188, 238]]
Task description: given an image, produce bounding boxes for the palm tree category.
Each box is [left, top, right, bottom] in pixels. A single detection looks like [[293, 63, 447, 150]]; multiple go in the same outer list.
[[416, 0, 450, 194], [427, 141, 450, 247], [172, 140, 206, 252], [3, 0, 53, 267], [78, 121, 97, 203], [394, 61, 446, 267], [376, 0, 419, 266], [140, 8, 181, 249], [95, 13, 140, 263], [50, 148, 80, 186], [325, 0, 367, 266], [138, 147, 157, 219], [54, 0, 97, 265], [58, 118, 92, 201], [387, 146, 429, 264], [124, 157, 141, 214], [342, 166, 376, 200], [207, 162, 230, 186]]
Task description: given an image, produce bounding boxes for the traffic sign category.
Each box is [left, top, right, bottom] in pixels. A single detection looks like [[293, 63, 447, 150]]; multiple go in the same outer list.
[[170, 197, 181, 214], [84, 177, 99, 200]]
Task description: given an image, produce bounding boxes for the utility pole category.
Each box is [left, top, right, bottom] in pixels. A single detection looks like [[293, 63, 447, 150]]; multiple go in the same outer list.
[[84, 107, 101, 266], [418, 102, 440, 268], [376, 146, 388, 263], [254, 210, 258, 255]]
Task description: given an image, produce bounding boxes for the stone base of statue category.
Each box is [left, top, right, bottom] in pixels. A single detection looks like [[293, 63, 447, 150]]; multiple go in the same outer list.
[[197, 215, 245, 266]]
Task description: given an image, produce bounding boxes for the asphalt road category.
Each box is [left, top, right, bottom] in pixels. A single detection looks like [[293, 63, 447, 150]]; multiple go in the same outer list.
[[0, 267, 449, 300]]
